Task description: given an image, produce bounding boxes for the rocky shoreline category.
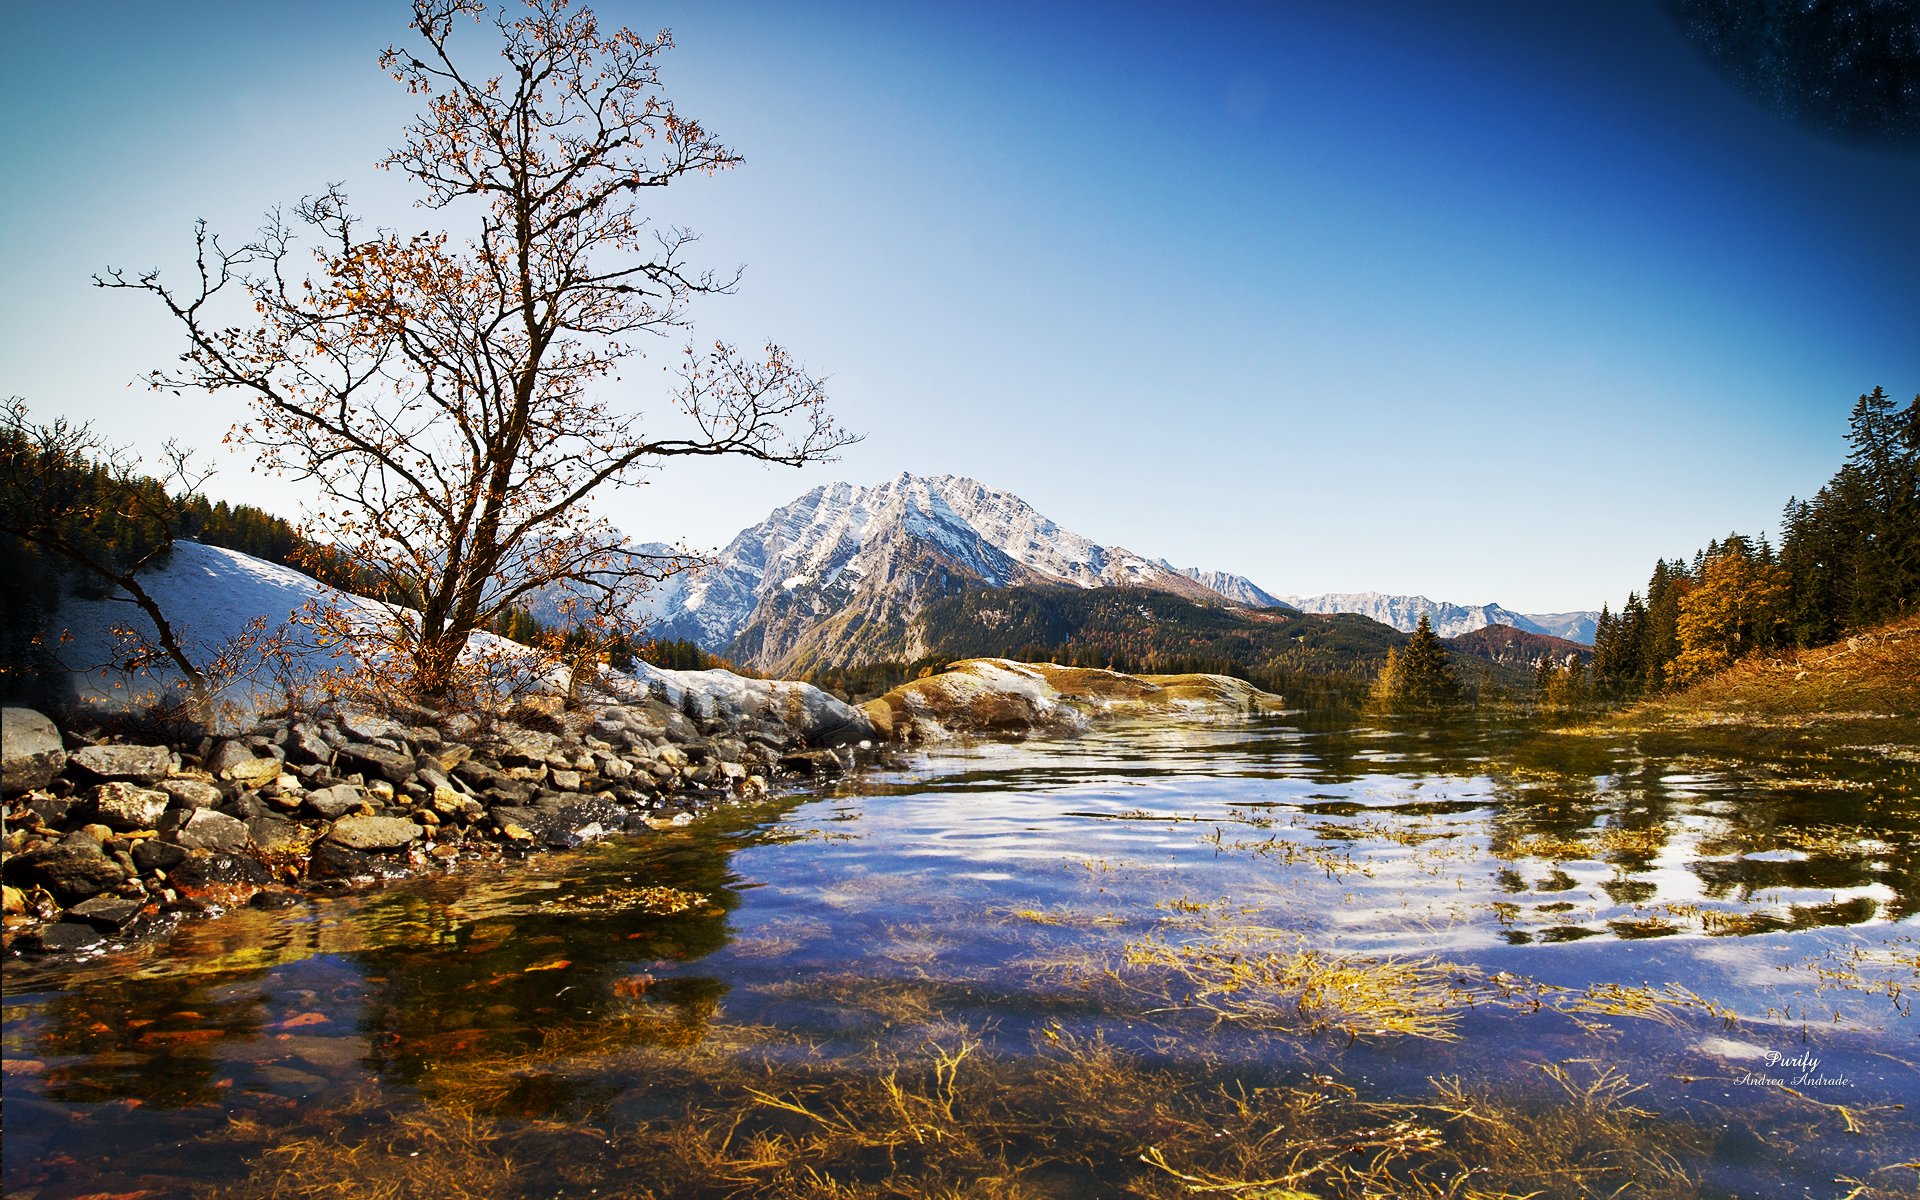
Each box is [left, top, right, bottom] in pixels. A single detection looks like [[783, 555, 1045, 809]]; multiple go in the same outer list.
[[1, 680, 881, 958], [3, 658, 1282, 961]]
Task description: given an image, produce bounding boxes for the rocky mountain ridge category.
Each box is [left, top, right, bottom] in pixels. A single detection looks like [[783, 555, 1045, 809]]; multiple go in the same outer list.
[[635, 474, 1599, 664]]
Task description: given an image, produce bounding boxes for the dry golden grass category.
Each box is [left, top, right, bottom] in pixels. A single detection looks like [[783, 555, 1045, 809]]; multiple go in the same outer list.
[[1567, 615, 1920, 760]]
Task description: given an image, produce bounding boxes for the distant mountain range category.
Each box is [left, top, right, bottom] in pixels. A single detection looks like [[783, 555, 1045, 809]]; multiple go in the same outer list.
[[629, 472, 1598, 672], [1276, 593, 1599, 644]]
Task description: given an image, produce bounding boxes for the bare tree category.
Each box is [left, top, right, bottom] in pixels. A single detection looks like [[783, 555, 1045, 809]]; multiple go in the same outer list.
[[102, 0, 853, 704]]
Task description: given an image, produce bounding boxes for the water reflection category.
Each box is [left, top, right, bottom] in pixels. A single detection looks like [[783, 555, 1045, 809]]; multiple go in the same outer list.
[[4, 714, 1916, 1199]]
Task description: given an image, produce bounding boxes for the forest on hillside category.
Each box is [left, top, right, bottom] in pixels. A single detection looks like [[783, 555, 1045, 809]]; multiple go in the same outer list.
[[1546, 387, 1919, 705]]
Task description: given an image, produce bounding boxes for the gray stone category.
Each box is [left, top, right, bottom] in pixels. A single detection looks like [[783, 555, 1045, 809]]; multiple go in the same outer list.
[[206, 740, 283, 787], [158, 778, 224, 811], [2, 708, 66, 794], [26, 793, 79, 828], [325, 814, 422, 852], [68, 743, 172, 784], [548, 768, 583, 792], [8, 839, 126, 903], [336, 742, 415, 785], [90, 782, 170, 831], [337, 711, 407, 744], [27, 921, 106, 953], [171, 809, 252, 854], [246, 816, 306, 854], [304, 783, 368, 820], [597, 754, 634, 780], [67, 894, 143, 930], [131, 839, 190, 874], [168, 853, 271, 893], [285, 723, 335, 767]]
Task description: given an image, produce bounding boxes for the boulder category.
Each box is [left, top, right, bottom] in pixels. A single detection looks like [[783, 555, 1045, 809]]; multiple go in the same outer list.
[[325, 815, 423, 852], [157, 778, 224, 811], [26, 793, 79, 828], [170, 809, 252, 854], [7, 837, 127, 904], [168, 852, 272, 895], [2, 708, 66, 794], [303, 784, 368, 820], [285, 722, 336, 767], [25, 922, 107, 953], [336, 742, 415, 785], [68, 743, 172, 784], [90, 782, 170, 832], [131, 839, 190, 874], [246, 816, 307, 855], [206, 740, 283, 788], [337, 711, 407, 744], [67, 894, 143, 931]]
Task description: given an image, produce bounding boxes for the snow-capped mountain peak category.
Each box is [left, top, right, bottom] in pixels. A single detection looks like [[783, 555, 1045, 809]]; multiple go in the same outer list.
[[643, 473, 1219, 669]]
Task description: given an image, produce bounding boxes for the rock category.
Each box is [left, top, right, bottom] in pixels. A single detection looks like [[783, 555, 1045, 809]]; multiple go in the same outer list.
[[779, 749, 847, 778], [170, 809, 252, 854], [2, 708, 66, 794], [285, 723, 336, 767], [131, 839, 190, 874], [337, 711, 407, 744], [90, 782, 170, 832], [157, 778, 224, 811], [549, 768, 583, 792], [26, 792, 79, 828], [309, 841, 383, 880], [24, 921, 106, 953], [483, 779, 535, 805], [304, 784, 368, 820], [598, 755, 634, 781], [7, 838, 127, 904], [68, 743, 172, 784], [337, 742, 414, 785], [248, 890, 305, 909], [66, 894, 143, 930], [169, 853, 272, 895], [2, 884, 25, 914], [246, 816, 307, 855], [325, 815, 423, 852], [510, 695, 569, 733], [206, 740, 283, 787], [716, 761, 748, 784]]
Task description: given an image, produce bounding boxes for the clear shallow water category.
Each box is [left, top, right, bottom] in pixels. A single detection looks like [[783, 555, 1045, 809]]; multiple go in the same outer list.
[[4, 715, 1917, 1199]]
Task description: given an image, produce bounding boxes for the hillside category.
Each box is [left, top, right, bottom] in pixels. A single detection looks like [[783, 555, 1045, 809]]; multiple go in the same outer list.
[[1601, 615, 1920, 738], [1446, 624, 1588, 666]]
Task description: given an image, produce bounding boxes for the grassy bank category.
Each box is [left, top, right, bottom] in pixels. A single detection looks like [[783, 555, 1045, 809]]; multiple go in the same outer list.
[[1558, 615, 1920, 775]]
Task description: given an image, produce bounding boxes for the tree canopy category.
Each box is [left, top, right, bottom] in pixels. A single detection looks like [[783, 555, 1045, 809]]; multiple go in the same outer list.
[[104, 0, 853, 705]]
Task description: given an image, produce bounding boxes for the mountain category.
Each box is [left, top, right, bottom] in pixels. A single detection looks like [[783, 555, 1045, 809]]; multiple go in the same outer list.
[[646, 473, 1224, 673], [1444, 624, 1589, 667], [1174, 567, 1292, 610], [1280, 592, 1600, 645], [1519, 610, 1601, 645]]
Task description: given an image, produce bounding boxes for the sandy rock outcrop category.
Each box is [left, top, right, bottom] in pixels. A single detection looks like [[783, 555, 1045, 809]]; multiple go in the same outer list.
[[863, 659, 1286, 742]]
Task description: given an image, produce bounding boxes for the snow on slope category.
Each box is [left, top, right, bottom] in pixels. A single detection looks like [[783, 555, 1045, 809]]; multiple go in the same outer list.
[[1174, 566, 1291, 609], [45, 540, 380, 715], [1279, 591, 1600, 644], [648, 472, 1212, 650], [1521, 611, 1601, 645], [42, 540, 866, 733]]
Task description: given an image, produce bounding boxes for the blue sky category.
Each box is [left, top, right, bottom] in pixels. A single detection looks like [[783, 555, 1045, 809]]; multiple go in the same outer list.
[[3, 1, 1915, 613]]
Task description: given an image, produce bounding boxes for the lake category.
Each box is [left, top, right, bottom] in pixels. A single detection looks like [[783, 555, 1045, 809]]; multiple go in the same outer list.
[[4, 714, 1916, 1199]]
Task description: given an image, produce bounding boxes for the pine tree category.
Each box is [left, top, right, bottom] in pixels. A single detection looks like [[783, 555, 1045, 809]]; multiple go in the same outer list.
[[1367, 614, 1461, 711]]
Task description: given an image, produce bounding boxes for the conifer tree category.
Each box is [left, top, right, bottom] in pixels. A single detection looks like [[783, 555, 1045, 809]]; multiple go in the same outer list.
[[1367, 614, 1460, 711]]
